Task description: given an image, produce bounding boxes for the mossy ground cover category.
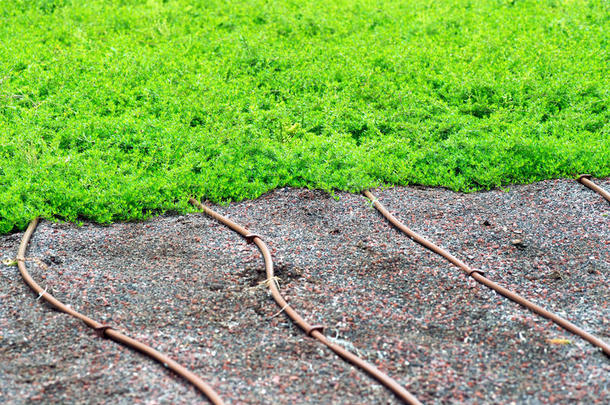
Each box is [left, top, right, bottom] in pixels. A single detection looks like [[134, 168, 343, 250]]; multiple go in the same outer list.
[[1, 0, 608, 233]]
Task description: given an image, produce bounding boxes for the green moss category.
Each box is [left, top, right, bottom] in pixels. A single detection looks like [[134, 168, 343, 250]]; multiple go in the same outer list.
[[1, 0, 608, 233]]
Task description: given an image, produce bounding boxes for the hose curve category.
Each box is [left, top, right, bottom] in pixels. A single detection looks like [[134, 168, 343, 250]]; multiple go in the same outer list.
[[16, 218, 225, 404], [189, 198, 422, 405], [364, 190, 610, 357]]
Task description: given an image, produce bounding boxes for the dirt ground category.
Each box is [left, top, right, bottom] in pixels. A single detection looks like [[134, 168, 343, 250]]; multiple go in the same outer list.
[[1, 179, 609, 404]]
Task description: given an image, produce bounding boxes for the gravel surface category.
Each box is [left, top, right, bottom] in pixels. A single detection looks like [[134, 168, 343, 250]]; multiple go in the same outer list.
[[1, 179, 609, 404]]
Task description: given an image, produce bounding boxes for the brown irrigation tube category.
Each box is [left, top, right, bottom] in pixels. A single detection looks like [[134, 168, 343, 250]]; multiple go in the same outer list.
[[189, 198, 422, 405], [17, 218, 225, 405], [364, 190, 610, 357], [577, 175, 610, 203]]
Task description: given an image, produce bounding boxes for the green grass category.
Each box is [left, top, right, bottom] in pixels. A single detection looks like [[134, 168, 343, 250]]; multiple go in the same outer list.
[[1, 0, 609, 233]]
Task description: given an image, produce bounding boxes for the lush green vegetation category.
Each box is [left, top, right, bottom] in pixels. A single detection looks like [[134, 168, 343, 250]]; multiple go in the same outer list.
[[1, 0, 608, 233]]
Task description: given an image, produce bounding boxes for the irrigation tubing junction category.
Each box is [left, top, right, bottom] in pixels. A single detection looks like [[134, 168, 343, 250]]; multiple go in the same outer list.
[[578, 174, 610, 203], [363, 189, 610, 357], [189, 198, 423, 405], [16, 218, 225, 405]]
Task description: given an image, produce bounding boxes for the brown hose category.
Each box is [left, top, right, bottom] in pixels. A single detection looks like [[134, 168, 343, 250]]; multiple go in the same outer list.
[[189, 198, 422, 405], [364, 191, 610, 357], [577, 175, 610, 203], [16, 218, 225, 404]]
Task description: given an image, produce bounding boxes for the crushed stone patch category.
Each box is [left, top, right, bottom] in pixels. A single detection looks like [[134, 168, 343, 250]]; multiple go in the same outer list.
[[1, 179, 608, 404]]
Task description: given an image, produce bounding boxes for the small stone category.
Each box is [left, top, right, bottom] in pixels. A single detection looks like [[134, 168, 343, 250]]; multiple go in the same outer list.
[[511, 239, 527, 248]]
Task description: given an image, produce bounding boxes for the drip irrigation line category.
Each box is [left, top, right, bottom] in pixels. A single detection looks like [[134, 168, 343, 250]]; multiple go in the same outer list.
[[364, 190, 610, 357], [577, 175, 610, 203], [16, 218, 225, 405], [189, 198, 422, 405]]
